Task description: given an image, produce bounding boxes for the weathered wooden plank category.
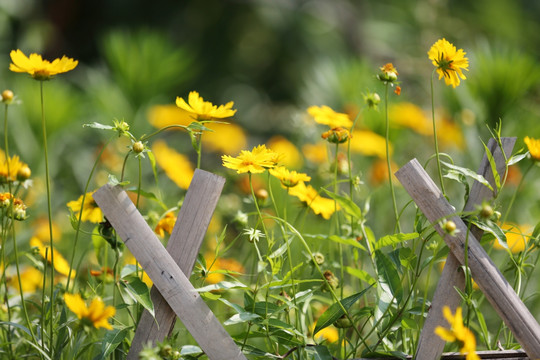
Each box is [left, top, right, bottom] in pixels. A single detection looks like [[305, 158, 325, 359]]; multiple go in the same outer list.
[[355, 349, 529, 360], [415, 138, 516, 359], [93, 184, 246, 360], [395, 158, 540, 358], [127, 169, 225, 357]]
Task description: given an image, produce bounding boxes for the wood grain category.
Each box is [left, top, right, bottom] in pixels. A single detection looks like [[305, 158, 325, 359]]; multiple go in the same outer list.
[[127, 169, 225, 357], [395, 158, 540, 358], [93, 182, 246, 360], [414, 138, 516, 359]]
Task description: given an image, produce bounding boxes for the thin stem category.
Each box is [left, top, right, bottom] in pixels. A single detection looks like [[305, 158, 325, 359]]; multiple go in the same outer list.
[[196, 132, 202, 169], [430, 69, 446, 196], [501, 162, 534, 224], [384, 83, 401, 232], [40, 81, 55, 357]]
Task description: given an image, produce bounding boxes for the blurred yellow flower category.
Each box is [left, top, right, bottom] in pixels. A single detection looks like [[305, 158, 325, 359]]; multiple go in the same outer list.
[[494, 223, 530, 253], [438, 116, 465, 149], [389, 103, 432, 136], [222, 144, 278, 174], [64, 293, 115, 330], [154, 211, 177, 237], [349, 130, 390, 159], [524, 136, 540, 161], [152, 140, 195, 189], [311, 324, 339, 343], [33, 217, 62, 242], [370, 158, 399, 186], [435, 306, 479, 360], [0, 151, 28, 183], [176, 91, 236, 120], [269, 166, 311, 188], [148, 104, 194, 128], [302, 142, 328, 164], [9, 49, 78, 80], [204, 253, 245, 284], [202, 122, 248, 155], [308, 105, 352, 128], [9, 267, 43, 293], [428, 38, 469, 88], [267, 135, 303, 169], [67, 191, 103, 224], [289, 182, 338, 220], [30, 237, 74, 278]]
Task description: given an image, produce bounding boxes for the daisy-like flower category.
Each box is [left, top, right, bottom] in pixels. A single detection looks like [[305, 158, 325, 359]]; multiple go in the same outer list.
[[154, 211, 177, 237], [269, 166, 311, 188], [288, 182, 339, 220], [9, 49, 78, 80], [30, 237, 75, 278], [524, 136, 540, 162], [308, 105, 352, 129], [176, 91, 236, 121], [378, 63, 399, 83], [428, 38, 469, 88], [349, 130, 390, 159], [321, 127, 351, 144], [152, 140, 195, 189], [67, 191, 103, 223], [435, 306, 480, 360], [0, 152, 28, 183], [267, 135, 304, 169], [64, 293, 116, 330], [222, 144, 278, 174]]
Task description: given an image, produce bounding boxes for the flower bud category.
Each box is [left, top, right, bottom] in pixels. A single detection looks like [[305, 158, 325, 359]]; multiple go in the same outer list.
[[312, 252, 325, 266], [480, 204, 494, 219], [17, 164, 31, 181], [364, 92, 381, 109], [132, 141, 145, 154], [1, 90, 14, 104], [12, 199, 27, 221], [322, 127, 350, 144], [322, 270, 339, 291], [443, 220, 457, 235]]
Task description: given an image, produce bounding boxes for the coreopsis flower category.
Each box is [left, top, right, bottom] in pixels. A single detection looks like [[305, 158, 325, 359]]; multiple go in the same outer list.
[[308, 105, 352, 128], [8, 267, 43, 293], [9, 49, 78, 80], [267, 135, 303, 169], [493, 223, 530, 253], [389, 102, 432, 136], [201, 122, 247, 155], [378, 63, 399, 83], [0, 153, 28, 183], [311, 323, 339, 343], [435, 306, 480, 360], [269, 166, 311, 188], [30, 237, 75, 278], [302, 142, 328, 164], [203, 253, 245, 284], [349, 130, 390, 159], [176, 91, 236, 121], [152, 140, 195, 190], [154, 212, 177, 237], [67, 191, 103, 223], [64, 293, 116, 330], [321, 127, 350, 144], [524, 136, 540, 162], [288, 182, 338, 220], [428, 38, 469, 88], [222, 144, 277, 174]]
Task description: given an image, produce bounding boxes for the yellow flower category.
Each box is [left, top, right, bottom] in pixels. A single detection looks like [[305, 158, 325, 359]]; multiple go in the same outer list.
[[203, 253, 245, 284], [288, 182, 338, 220], [310, 323, 339, 343], [269, 166, 311, 188], [321, 127, 350, 144], [428, 38, 469, 88], [9, 49, 78, 80], [67, 191, 103, 224], [267, 135, 303, 169], [308, 105, 352, 129], [389, 102, 432, 136], [435, 306, 479, 360], [154, 212, 177, 237], [494, 223, 530, 253], [222, 145, 278, 174], [202, 122, 248, 155], [9, 267, 43, 293], [378, 63, 399, 82], [148, 104, 194, 128], [30, 237, 75, 278], [176, 91, 236, 120], [524, 136, 540, 161], [349, 130, 390, 159], [302, 142, 328, 164], [152, 140, 195, 189], [0, 151, 28, 183], [64, 293, 115, 330]]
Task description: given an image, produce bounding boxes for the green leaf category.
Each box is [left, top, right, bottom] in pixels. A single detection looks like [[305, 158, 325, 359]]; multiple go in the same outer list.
[[224, 312, 261, 325], [508, 152, 528, 166], [471, 219, 507, 249], [345, 266, 376, 286], [481, 140, 501, 191], [121, 276, 154, 317], [375, 250, 402, 315], [83, 122, 115, 130], [328, 235, 367, 251], [305, 345, 333, 360], [108, 174, 130, 187], [187, 121, 214, 133], [180, 345, 203, 355], [374, 232, 419, 250], [441, 161, 493, 191], [195, 280, 248, 293], [320, 189, 362, 219], [313, 287, 371, 335], [400, 317, 418, 330], [98, 328, 128, 360]]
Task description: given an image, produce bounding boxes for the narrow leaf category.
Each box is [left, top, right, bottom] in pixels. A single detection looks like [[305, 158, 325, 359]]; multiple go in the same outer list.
[[321, 189, 362, 219], [374, 232, 419, 250], [441, 161, 493, 191], [121, 276, 154, 317], [99, 328, 128, 360]]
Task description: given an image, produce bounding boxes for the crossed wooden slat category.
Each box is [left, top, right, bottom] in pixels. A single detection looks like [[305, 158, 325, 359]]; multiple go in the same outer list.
[[395, 138, 540, 359], [93, 169, 247, 360]]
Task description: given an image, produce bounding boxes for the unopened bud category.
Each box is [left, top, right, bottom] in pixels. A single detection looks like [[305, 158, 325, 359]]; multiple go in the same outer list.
[[132, 141, 145, 154], [480, 204, 494, 219], [1, 90, 14, 104], [17, 165, 31, 181]]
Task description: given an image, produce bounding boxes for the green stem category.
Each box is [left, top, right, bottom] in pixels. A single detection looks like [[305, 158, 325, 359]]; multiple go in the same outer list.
[[430, 70, 446, 196], [384, 83, 401, 232], [196, 132, 202, 169], [40, 81, 55, 357]]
